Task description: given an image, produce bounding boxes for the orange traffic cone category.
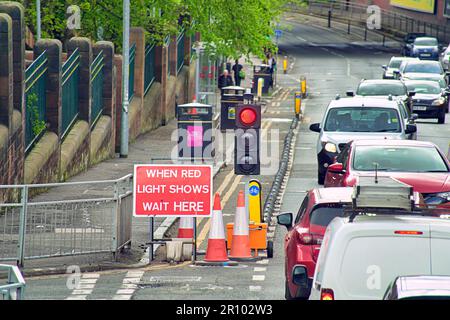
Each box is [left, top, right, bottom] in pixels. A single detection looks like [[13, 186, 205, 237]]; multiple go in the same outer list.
[[178, 217, 194, 238], [229, 190, 253, 260], [204, 193, 229, 262]]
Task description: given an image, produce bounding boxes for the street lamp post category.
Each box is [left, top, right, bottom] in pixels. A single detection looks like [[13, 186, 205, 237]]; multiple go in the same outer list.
[[36, 0, 41, 40], [120, 0, 130, 158]]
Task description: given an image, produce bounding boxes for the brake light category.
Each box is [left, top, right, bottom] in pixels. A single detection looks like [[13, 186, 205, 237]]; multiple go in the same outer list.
[[321, 288, 334, 300], [394, 230, 423, 235], [296, 229, 323, 245]]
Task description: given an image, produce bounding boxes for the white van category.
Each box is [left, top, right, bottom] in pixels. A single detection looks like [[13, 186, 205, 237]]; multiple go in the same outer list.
[[306, 214, 450, 300]]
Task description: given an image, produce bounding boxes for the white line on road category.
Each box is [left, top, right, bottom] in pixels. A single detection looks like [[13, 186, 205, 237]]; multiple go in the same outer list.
[[256, 259, 269, 265], [112, 270, 145, 301], [65, 273, 100, 300], [249, 286, 262, 292], [252, 275, 266, 281], [254, 267, 267, 272]]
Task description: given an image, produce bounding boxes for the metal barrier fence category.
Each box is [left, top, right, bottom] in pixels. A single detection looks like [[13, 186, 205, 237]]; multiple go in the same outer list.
[[144, 44, 156, 95], [91, 50, 105, 126], [177, 30, 185, 74], [129, 44, 136, 103], [62, 48, 80, 139], [165, 35, 171, 76], [0, 264, 25, 300], [301, 0, 450, 44], [0, 175, 133, 267], [25, 51, 48, 153]]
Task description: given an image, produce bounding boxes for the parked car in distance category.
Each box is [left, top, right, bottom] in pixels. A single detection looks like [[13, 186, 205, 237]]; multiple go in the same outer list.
[[396, 60, 446, 81], [441, 45, 450, 70], [383, 276, 450, 300], [308, 213, 450, 300], [277, 187, 354, 300], [404, 80, 448, 123], [382, 57, 418, 79], [310, 97, 417, 185], [324, 139, 450, 208], [402, 32, 427, 56], [410, 37, 440, 60]]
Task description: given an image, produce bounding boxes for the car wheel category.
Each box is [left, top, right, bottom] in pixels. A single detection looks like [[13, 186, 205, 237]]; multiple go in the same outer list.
[[285, 281, 294, 300], [438, 111, 446, 124], [318, 171, 325, 185]]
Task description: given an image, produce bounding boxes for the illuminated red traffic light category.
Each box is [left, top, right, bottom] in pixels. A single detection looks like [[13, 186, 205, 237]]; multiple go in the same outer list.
[[239, 108, 257, 126]]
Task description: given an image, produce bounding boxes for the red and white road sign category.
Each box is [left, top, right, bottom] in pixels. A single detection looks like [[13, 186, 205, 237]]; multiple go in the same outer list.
[[133, 165, 213, 217]]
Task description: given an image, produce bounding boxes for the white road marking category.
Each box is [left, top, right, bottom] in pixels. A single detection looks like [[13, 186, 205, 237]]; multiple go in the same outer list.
[[252, 275, 266, 281], [256, 259, 269, 265], [112, 270, 145, 300], [254, 267, 267, 272], [65, 273, 100, 300], [249, 286, 262, 292]]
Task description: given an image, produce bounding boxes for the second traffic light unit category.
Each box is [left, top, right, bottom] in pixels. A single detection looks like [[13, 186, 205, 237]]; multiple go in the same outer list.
[[235, 104, 261, 175]]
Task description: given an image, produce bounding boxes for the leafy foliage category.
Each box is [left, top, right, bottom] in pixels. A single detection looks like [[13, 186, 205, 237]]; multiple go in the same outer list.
[[18, 0, 300, 58]]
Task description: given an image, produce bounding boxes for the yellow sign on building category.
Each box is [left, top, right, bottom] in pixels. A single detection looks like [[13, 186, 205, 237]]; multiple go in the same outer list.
[[390, 0, 435, 13]]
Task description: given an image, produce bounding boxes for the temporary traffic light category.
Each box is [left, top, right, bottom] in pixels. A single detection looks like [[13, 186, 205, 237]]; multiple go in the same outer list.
[[235, 104, 261, 175]]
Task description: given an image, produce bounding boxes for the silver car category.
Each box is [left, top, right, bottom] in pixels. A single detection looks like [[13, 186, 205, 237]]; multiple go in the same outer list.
[[309, 96, 417, 184], [382, 57, 418, 79]]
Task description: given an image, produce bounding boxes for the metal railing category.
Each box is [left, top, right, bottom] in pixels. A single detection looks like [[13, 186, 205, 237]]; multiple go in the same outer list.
[[299, 0, 450, 44], [144, 44, 156, 95], [0, 264, 25, 300], [0, 175, 133, 267], [90, 51, 105, 127], [129, 44, 136, 103], [62, 48, 80, 139], [25, 51, 48, 153], [165, 35, 171, 76], [177, 29, 185, 74]]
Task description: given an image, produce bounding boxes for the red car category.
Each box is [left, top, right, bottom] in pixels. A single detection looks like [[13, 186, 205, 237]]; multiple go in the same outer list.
[[277, 187, 354, 300], [324, 139, 450, 208]]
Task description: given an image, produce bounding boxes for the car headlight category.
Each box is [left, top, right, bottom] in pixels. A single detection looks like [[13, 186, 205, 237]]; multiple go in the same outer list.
[[323, 142, 337, 153], [432, 98, 446, 106], [435, 192, 450, 200], [424, 192, 450, 205]]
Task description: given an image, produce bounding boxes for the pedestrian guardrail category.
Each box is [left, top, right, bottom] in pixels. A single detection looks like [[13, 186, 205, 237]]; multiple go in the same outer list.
[[144, 44, 156, 96], [25, 51, 48, 154], [90, 50, 105, 127], [62, 48, 80, 139], [0, 175, 133, 267], [177, 29, 185, 75], [0, 264, 25, 300], [289, 0, 450, 45]]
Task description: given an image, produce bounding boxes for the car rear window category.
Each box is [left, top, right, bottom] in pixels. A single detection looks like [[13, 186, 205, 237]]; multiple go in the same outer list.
[[357, 83, 406, 96], [405, 82, 441, 94], [414, 38, 438, 46], [353, 146, 449, 172], [310, 205, 345, 227], [324, 107, 401, 133], [405, 62, 442, 74]]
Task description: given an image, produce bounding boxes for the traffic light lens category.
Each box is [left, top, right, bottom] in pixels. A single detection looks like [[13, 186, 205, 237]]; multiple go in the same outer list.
[[240, 108, 257, 126]]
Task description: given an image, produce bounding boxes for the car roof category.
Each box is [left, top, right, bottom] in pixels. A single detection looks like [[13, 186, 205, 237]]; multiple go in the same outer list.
[[414, 36, 437, 41], [351, 139, 437, 148], [359, 79, 404, 85], [403, 80, 441, 86], [406, 60, 441, 65], [329, 97, 400, 108], [312, 187, 353, 204]]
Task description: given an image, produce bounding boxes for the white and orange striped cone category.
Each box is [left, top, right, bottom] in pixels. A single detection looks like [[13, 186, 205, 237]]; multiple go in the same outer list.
[[178, 217, 194, 239], [204, 193, 229, 262], [229, 190, 253, 260]]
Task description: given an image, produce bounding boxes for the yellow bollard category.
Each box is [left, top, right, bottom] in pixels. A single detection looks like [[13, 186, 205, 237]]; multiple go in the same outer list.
[[300, 76, 307, 98], [295, 91, 302, 119], [283, 56, 288, 74], [257, 78, 264, 100], [248, 180, 263, 224]]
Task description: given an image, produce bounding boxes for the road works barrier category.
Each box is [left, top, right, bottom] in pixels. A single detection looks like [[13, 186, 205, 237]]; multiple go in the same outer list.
[[0, 175, 133, 267]]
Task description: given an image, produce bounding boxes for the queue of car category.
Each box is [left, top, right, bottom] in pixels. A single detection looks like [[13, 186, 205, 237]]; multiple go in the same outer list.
[[278, 33, 450, 300]]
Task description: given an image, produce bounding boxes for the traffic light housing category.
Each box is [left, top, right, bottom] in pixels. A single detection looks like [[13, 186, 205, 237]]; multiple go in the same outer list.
[[235, 104, 261, 175]]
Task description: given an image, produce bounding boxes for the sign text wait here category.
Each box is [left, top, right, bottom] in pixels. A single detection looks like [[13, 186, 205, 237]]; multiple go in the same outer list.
[[133, 165, 212, 217]]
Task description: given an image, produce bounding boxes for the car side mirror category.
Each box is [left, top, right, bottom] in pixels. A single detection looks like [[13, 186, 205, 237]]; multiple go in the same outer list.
[[382, 65, 387, 70], [328, 163, 345, 174], [393, 70, 400, 75], [277, 212, 293, 230], [410, 113, 418, 121], [405, 124, 417, 134], [292, 265, 309, 287], [408, 91, 416, 97], [346, 90, 355, 97], [446, 71, 450, 76], [309, 123, 321, 133]]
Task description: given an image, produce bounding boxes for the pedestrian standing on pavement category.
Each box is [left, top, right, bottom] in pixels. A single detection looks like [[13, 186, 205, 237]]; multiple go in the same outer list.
[[218, 69, 234, 90], [232, 59, 244, 87]]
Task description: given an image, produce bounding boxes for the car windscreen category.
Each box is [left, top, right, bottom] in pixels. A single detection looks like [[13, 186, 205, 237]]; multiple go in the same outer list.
[[310, 205, 345, 227], [389, 59, 403, 69], [404, 62, 442, 74], [406, 82, 441, 94], [353, 146, 449, 172], [357, 83, 406, 96], [414, 38, 438, 46], [324, 107, 401, 133]]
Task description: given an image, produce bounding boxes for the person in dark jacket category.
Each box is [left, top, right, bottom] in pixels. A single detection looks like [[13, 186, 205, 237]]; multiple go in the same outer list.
[[232, 59, 243, 87], [218, 69, 234, 89]]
